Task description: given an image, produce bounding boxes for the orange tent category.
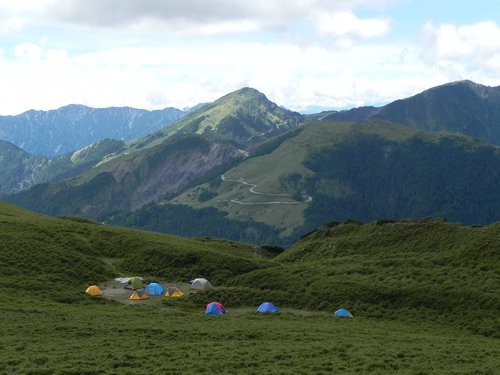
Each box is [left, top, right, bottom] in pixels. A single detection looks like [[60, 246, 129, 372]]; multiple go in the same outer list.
[[130, 290, 149, 300], [165, 287, 184, 298], [85, 285, 103, 297]]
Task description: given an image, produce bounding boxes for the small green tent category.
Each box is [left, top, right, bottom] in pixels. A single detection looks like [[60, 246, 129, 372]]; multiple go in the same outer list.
[[125, 277, 145, 290]]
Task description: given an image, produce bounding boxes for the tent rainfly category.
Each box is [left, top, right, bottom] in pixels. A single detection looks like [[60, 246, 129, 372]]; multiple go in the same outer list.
[[85, 285, 103, 297], [130, 290, 150, 301], [190, 278, 213, 290], [165, 287, 184, 298], [144, 282, 164, 296], [125, 277, 145, 290], [257, 302, 279, 313], [205, 302, 226, 315], [333, 308, 353, 318]]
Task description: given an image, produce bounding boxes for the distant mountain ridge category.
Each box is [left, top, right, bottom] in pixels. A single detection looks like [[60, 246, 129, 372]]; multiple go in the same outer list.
[[325, 80, 500, 145], [0, 104, 185, 156], [10, 120, 500, 246], [113, 120, 500, 245], [4, 82, 500, 246], [1, 87, 301, 200], [0, 138, 125, 197]]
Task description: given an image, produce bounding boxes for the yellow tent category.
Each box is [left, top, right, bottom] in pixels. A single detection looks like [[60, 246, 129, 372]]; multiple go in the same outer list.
[[85, 285, 103, 297], [130, 291, 149, 300], [165, 287, 184, 298]]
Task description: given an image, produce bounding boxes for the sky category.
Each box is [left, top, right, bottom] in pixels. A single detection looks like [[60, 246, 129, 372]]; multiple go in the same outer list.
[[0, 0, 500, 115]]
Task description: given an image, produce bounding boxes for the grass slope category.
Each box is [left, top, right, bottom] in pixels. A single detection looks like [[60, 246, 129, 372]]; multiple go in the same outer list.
[[169, 121, 360, 233], [128, 87, 303, 151], [0, 201, 273, 295], [1, 304, 498, 375], [167, 120, 500, 244], [0, 202, 498, 374], [231, 220, 500, 337]]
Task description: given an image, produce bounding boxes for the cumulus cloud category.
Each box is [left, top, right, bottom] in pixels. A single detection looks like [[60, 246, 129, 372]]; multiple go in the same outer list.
[[314, 11, 390, 48], [0, 42, 172, 114], [0, 0, 395, 41], [420, 21, 500, 77], [0, 38, 446, 115], [0, 0, 53, 33]]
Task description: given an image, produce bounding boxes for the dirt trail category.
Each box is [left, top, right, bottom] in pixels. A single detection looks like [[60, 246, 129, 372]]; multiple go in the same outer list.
[[219, 174, 312, 205]]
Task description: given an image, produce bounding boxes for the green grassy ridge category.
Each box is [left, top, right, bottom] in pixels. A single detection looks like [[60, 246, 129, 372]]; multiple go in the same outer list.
[[229, 220, 500, 336], [128, 87, 304, 152], [1, 203, 499, 373], [325, 80, 500, 146], [167, 121, 359, 234], [0, 202, 274, 298], [166, 120, 500, 245]]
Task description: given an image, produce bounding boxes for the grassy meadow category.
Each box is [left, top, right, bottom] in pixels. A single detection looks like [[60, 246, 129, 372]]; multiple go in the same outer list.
[[0, 202, 498, 374], [1, 300, 498, 375]]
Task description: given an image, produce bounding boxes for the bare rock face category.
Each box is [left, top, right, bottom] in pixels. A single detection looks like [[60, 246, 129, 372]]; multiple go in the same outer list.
[[111, 141, 244, 210]]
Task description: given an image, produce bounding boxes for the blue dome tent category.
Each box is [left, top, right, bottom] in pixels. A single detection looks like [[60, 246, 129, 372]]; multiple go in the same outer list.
[[257, 302, 279, 314], [333, 308, 353, 318], [144, 282, 165, 296]]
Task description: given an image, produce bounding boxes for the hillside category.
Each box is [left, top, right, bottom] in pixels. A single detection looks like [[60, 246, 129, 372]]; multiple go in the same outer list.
[[0, 138, 125, 197], [7, 135, 246, 219], [0, 201, 273, 295], [325, 80, 500, 145], [5, 88, 303, 219], [128, 87, 304, 151], [115, 120, 500, 245], [228, 219, 500, 336], [4, 84, 500, 247], [0, 104, 185, 156], [0, 203, 498, 373]]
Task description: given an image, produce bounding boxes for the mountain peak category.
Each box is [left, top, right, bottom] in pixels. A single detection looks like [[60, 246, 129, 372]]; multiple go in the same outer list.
[[130, 87, 303, 151], [433, 79, 480, 91], [216, 87, 267, 103]]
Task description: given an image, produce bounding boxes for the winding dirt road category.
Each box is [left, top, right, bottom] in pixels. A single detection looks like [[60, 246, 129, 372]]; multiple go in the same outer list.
[[218, 174, 312, 205]]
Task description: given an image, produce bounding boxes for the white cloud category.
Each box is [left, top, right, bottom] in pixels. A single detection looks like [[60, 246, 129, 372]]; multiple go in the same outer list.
[[0, 39, 448, 115], [314, 11, 391, 48], [0, 0, 54, 33], [420, 21, 500, 77], [14, 42, 43, 60], [4, 0, 496, 117], [0, 0, 397, 39]]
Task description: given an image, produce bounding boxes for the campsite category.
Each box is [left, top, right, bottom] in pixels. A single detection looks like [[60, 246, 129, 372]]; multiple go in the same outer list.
[[0, 202, 498, 374], [1, 1, 500, 373]]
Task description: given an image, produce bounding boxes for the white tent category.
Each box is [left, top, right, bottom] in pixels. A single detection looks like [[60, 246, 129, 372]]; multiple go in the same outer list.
[[191, 278, 213, 290]]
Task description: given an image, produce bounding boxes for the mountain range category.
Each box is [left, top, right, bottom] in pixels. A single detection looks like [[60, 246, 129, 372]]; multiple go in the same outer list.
[[0, 138, 126, 197], [0, 104, 185, 156], [3, 80, 500, 245], [325, 80, 500, 146]]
